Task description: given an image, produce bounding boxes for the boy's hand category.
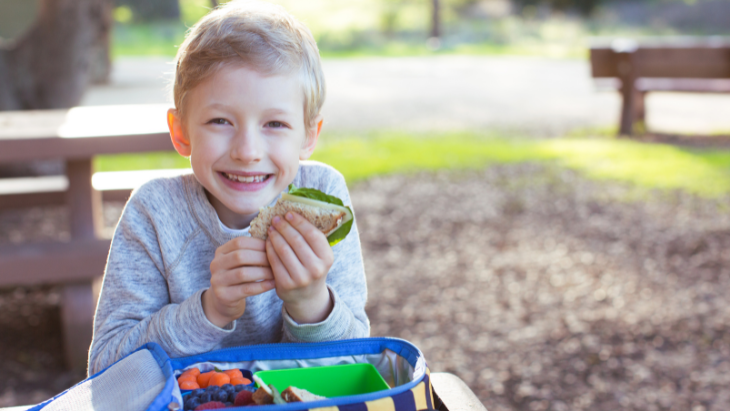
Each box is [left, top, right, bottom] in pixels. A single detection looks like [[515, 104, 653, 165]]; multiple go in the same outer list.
[[265, 212, 334, 324], [203, 237, 275, 328]]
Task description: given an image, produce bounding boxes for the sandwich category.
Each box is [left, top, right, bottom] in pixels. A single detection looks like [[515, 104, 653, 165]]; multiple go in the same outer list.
[[251, 374, 327, 405], [281, 386, 326, 403], [250, 184, 353, 246]]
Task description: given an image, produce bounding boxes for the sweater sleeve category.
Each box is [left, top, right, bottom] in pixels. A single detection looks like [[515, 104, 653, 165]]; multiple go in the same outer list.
[[88, 185, 232, 375], [281, 166, 370, 342]]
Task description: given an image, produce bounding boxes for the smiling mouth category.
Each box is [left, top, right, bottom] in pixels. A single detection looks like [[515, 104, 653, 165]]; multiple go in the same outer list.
[[221, 172, 272, 183]]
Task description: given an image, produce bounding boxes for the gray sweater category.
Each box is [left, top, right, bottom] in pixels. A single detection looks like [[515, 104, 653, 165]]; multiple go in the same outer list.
[[88, 161, 369, 375]]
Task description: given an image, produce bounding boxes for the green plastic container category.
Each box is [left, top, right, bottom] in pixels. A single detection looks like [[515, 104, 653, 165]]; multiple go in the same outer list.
[[254, 363, 390, 398]]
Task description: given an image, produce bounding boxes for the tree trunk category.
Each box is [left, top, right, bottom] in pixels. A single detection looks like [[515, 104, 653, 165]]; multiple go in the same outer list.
[[0, 0, 113, 111], [431, 0, 441, 38]]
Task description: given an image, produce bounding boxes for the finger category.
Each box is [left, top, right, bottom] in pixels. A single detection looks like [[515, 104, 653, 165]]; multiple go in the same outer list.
[[266, 237, 295, 290], [230, 279, 276, 300], [216, 236, 266, 256], [215, 266, 273, 288], [271, 215, 319, 272], [268, 224, 309, 286], [283, 212, 332, 263], [219, 249, 270, 270]]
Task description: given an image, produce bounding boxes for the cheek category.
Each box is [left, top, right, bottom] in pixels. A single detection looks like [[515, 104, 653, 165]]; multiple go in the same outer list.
[[189, 138, 223, 171], [271, 142, 303, 172]]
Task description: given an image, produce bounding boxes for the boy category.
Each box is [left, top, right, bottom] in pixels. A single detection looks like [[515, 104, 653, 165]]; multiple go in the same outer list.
[[88, 0, 369, 375]]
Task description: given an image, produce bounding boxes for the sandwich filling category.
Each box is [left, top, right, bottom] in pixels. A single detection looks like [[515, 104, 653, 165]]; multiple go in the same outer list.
[[249, 186, 354, 246]]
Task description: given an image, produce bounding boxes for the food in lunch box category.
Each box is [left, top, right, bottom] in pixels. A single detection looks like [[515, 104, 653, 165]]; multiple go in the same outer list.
[[251, 380, 325, 405], [233, 390, 255, 406], [194, 401, 226, 410], [197, 370, 216, 388], [249, 185, 353, 246], [251, 384, 275, 405], [209, 372, 231, 387], [184, 384, 256, 410], [184, 368, 251, 389], [281, 386, 326, 402]]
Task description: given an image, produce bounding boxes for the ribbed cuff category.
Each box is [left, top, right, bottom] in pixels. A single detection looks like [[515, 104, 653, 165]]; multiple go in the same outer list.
[[181, 288, 236, 348], [282, 286, 354, 342]]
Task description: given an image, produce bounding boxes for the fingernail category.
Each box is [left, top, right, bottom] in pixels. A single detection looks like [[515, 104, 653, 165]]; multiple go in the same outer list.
[[268, 226, 274, 233], [272, 216, 281, 224], [285, 212, 293, 220]]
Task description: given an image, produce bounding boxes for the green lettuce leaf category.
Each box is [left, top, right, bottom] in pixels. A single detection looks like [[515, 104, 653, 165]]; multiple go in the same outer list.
[[287, 184, 353, 246], [287, 184, 344, 206]]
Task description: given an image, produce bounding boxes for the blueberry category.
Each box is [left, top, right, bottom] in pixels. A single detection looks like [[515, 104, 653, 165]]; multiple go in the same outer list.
[[225, 402, 233, 407], [221, 384, 233, 392], [215, 391, 229, 402], [207, 385, 220, 392], [228, 392, 237, 403], [192, 389, 205, 397], [184, 397, 201, 411], [233, 384, 245, 392], [200, 392, 212, 403]]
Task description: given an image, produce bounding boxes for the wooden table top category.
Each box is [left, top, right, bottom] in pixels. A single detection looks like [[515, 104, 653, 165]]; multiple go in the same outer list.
[[0, 104, 175, 162]]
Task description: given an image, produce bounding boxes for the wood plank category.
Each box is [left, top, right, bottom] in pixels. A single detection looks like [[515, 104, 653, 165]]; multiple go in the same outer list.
[[431, 372, 487, 411], [0, 132, 173, 162], [0, 239, 111, 287], [0, 104, 170, 139], [0, 169, 192, 209], [0, 104, 174, 162], [61, 282, 95, 371], [590, 47, 730, 79]]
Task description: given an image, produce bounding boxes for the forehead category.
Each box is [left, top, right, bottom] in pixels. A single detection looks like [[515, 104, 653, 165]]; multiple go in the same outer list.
[[188, 63, 304, 114]]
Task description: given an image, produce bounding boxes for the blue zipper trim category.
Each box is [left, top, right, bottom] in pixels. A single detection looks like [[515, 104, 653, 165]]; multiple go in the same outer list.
[[170, 337, 422, 369]]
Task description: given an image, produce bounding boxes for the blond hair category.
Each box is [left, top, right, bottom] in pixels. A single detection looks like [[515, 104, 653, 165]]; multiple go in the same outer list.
[[172, 0, 325, 130]]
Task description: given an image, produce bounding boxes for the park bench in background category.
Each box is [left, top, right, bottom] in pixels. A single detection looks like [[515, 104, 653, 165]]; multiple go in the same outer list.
[[590, 37, 730, 136], [0, 104, 178, 370]]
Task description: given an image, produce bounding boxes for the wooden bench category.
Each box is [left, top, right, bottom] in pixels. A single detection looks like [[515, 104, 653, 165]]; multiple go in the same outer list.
[[0, 104, 178, 370], [590, 37, 730, 136]]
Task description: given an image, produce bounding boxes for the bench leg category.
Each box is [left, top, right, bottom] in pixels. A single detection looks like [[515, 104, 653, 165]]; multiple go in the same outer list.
[[61, 282, 95, 371], [64, 158, 102, 371], [617, 50, 639, 136], [66, 159, 103, 239]]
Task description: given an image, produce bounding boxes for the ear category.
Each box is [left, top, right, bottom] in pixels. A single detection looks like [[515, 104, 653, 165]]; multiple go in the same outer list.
[[299, 115, 323, 160], [167, 108, 191, 157]]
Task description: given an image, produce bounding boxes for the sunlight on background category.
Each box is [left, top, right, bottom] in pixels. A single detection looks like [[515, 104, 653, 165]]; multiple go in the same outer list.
[[112, 0, 706, 58]]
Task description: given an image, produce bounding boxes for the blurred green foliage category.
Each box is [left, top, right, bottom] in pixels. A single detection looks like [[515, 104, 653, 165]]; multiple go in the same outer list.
[[111, 0, 725, 58]]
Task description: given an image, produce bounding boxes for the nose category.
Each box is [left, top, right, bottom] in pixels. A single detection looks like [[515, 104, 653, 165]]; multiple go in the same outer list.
[[230, 127, 262, 164]]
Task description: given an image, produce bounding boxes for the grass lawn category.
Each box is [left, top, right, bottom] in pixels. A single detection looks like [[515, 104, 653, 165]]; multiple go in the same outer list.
[[95, 132, 730, 198]]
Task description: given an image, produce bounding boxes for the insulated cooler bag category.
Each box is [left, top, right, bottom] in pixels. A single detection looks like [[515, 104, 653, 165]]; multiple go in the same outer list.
[[29, 338, 435, 411]]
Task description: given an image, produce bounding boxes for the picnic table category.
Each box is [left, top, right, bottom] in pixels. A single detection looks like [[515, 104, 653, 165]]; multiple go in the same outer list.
[[589, 36, 730, 136], [0, 104, 177, 370]]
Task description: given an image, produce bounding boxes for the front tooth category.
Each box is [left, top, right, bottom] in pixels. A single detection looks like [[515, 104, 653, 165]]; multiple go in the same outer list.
[[227, 173, 265, 183]]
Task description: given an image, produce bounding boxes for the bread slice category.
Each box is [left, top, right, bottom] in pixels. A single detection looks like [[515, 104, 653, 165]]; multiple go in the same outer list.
[[281, 386, 326, 403], [250, 193, 352, 241], [252, 386, 274, 405]]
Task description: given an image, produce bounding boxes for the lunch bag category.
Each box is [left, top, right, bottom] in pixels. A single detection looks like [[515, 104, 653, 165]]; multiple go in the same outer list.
[[28, 337, 435, 411]]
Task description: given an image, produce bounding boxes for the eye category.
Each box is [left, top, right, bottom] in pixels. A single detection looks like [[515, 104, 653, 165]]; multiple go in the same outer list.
[[266, 121, 287, 129], [207, 118, 231, 125]]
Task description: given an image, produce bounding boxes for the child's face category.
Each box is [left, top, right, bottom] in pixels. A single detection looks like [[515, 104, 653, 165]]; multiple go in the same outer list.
[[168, 64, 320, 228]]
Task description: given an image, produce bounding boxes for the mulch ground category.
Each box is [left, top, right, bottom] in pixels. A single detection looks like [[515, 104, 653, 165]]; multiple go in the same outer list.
[[1, 163, 729, 411]]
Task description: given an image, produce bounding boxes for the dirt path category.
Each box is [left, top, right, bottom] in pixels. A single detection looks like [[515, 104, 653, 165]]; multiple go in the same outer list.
[[81, 56, 730, 136], [1, 164, 729, 410]]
